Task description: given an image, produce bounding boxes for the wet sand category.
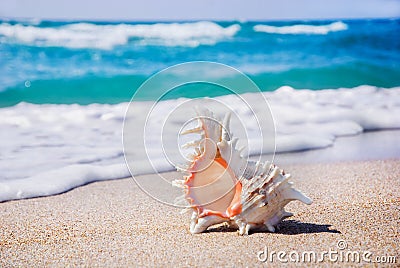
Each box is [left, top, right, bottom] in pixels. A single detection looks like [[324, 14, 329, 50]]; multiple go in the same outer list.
[[1, 160, 399, 267]]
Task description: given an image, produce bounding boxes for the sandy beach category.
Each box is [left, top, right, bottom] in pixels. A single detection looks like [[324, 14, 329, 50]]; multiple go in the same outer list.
[[1, 159, 399, 267]]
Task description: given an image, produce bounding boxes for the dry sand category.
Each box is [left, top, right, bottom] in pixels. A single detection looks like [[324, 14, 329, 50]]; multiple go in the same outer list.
[[1, 160, 399, 267]]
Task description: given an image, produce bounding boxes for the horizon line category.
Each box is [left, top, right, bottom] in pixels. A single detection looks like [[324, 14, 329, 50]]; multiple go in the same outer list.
[[1, 15, 399, 23]]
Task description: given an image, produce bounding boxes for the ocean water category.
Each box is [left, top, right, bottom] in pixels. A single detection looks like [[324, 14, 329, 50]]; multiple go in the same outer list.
[[0, 19, 399, 202], [0, 19, 399, 106]]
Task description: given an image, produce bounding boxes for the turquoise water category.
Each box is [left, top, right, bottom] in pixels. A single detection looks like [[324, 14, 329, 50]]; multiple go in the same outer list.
[[0, 19, 399, 107]]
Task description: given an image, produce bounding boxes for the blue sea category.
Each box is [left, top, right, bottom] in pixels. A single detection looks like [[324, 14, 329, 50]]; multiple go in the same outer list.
[[0, 19, 399, 106], [0, 18, 400, 202]]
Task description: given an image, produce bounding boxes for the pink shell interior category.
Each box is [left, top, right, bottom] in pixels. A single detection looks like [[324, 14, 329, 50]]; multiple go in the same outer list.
[[184, 157, 242, 219]]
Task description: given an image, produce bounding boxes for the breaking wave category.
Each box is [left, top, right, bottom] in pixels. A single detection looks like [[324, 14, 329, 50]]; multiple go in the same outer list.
[[253, 21, 348, 35], [0, 21, 240, 49]]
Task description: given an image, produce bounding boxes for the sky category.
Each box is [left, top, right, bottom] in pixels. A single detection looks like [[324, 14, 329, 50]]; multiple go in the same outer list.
[[0, 0, 399, 21]]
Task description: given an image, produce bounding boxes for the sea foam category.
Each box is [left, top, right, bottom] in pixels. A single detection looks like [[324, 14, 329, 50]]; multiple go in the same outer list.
[[254, 21, 348, 35], [1, 86, 400, 202], [0, 21, 240, 49]]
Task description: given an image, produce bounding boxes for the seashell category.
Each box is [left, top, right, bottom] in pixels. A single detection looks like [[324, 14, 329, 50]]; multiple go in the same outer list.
[[173, 108, 312, 235]]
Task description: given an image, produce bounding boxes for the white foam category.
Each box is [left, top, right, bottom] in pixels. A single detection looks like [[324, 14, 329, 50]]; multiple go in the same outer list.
[[0, 21, 240, 49], [254, 21, 348, 35], [1, 85, 399, 202], [0, 164, 130, 201]]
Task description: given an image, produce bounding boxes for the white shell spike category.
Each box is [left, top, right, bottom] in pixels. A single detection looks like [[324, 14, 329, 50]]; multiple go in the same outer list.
[[173, 108, 312, 235]]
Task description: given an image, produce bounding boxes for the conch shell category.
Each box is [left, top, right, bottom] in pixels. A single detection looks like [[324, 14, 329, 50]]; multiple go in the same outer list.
[[173, 108, 312, 235]]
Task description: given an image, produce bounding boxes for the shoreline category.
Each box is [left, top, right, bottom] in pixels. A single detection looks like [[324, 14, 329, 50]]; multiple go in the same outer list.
[[1, 86, 400, 203], [1, 129, 399, 203], [1, 159, 399, 266], [268, 129, 400, 165]]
